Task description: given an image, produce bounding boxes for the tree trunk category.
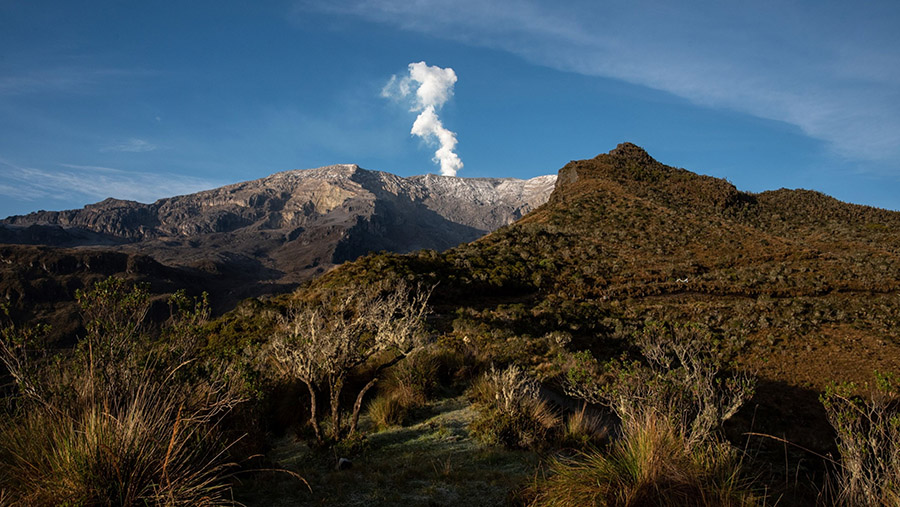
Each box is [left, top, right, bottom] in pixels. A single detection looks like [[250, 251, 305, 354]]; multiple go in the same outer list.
[[349, 377, 379, 436], [329, 376, 344, 440], [303, 380, 322, 444]]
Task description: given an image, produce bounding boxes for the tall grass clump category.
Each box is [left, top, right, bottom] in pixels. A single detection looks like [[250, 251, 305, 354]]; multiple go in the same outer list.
[[367, 348, 442, 429], [532, 323, 757, 506], [821, 371, 900, 506], [469, 364, 560, 449], [0, 279, 242, 505], [561, 406, 607, 448]]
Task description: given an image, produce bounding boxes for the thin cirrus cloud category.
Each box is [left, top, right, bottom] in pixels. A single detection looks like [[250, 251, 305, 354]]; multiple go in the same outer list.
[[0, 67, 157, 96], [303, 0, 900, 165], [0, 158, 220, 207], [100, 138, 158, 153]]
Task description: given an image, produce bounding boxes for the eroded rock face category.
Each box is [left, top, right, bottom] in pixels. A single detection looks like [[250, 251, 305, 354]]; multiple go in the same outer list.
[[2, 165, 556, 283]]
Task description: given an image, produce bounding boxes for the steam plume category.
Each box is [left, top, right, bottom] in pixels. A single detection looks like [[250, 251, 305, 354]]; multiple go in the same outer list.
[[383, 61, 463, 176]]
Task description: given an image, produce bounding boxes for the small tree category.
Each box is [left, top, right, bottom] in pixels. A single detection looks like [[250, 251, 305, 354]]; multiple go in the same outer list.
[[75, 277, 150, 395], [271, 280, 431, 442]]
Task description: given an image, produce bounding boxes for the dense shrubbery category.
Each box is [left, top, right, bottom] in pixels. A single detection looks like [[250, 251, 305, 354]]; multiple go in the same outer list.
[[468, 365, 560, 449], [0, 278, 242, 505]]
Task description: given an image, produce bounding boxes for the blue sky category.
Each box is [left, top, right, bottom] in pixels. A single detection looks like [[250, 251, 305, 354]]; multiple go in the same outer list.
[[1, 0, 899, 218]]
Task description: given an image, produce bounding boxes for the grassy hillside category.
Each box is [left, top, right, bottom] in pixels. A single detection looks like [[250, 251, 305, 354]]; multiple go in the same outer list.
[[294, 143, 900, 495], [5, 143, 900, 505]]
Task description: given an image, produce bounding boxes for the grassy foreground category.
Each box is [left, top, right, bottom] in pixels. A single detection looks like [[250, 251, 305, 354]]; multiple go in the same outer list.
[[236, 396, 539, 506]]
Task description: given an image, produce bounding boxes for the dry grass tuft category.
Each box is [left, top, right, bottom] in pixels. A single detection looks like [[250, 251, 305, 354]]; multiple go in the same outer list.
[[531, 413, 755, 506], [562, 406, 607, 448]]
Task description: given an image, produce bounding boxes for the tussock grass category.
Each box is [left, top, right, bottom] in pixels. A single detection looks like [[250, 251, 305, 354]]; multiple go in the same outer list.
[[367, 347, 452, 431], [0, 377, 236, 505], [562, 406, 607, 448], [382, 348, 442, 408], [368, 392, 409, 429], [468, 365, 561, 449], [532, 324, 759, 505], [532, 414, 755, 506]]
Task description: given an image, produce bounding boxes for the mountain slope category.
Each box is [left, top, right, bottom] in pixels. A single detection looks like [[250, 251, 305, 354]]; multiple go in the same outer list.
[[326, 143, 900, 302], [300, 143, 900, 457]]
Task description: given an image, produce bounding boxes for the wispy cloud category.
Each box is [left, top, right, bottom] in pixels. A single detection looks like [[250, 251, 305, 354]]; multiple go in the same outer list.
[[301, 0, 900, 163], [59, 164, 128, 173], [100, 138, 158, 153], [0, 67, 155, 96], [0, 158, 220, 207]]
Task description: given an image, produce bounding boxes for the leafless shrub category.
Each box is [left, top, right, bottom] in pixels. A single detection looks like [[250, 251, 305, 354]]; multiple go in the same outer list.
[[270, 280, 432, 442], [564, 322, 755, 448]]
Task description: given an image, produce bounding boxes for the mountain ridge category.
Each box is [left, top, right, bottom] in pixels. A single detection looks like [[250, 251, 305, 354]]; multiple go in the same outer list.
[[1, 164, 557, 281], [3, 164, 557, 241]]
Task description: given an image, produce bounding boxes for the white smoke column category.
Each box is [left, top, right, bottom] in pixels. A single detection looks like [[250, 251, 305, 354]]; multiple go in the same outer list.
[[382, 61, 463, 176]]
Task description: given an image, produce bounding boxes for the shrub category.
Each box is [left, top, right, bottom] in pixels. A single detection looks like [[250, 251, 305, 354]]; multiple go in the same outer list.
[[565, 323, 755, 447], [469, 365, 560, 449], [269, 281, 431, 442], [535, 322, 758, 505], [821, 371, 900, 505]]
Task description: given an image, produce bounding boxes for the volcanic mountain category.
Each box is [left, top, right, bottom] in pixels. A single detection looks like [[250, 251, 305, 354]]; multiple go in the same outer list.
[[2, 164, 556, 281]]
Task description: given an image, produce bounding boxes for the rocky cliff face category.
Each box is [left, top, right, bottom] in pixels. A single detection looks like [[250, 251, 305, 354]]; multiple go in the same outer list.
[[2, 165, 556, 283]]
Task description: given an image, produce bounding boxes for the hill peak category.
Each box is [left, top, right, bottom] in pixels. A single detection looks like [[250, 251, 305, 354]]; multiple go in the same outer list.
[[550, 142, 746, 216], [607, 142, 655, 163]]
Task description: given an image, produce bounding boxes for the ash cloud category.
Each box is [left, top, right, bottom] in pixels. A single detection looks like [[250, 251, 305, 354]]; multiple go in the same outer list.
[[383, 61, 463, 177]]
